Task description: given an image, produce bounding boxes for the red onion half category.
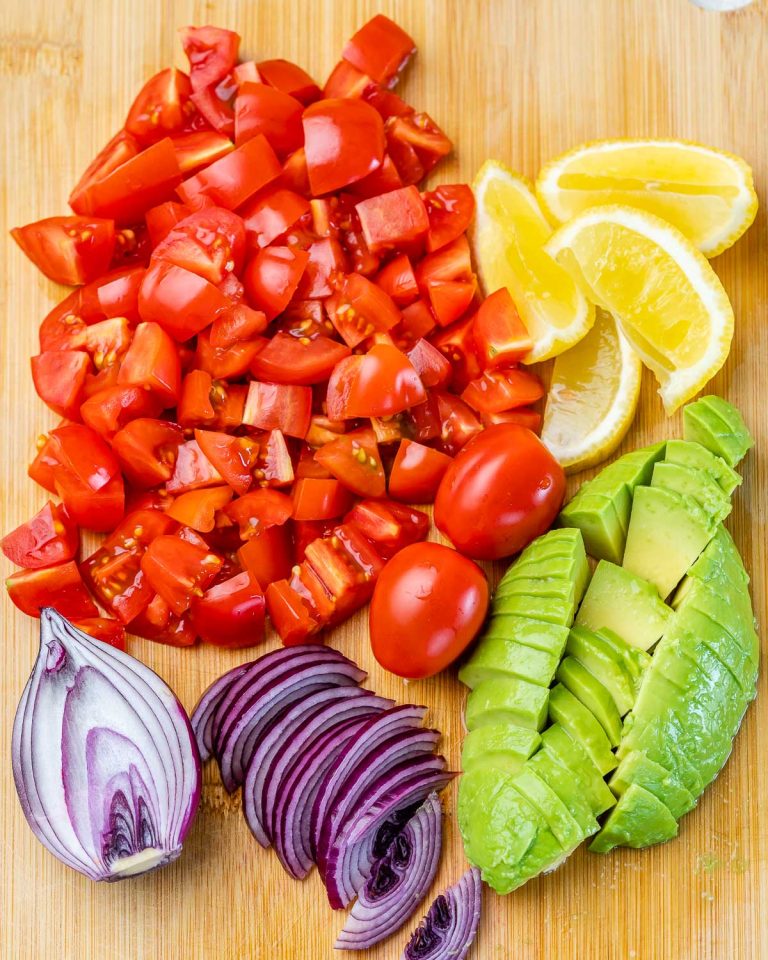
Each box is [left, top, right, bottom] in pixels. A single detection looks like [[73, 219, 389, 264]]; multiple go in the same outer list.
[[401, 868, 482, 960], [335, 793, 443, 950], [12, 609, 201, 881]]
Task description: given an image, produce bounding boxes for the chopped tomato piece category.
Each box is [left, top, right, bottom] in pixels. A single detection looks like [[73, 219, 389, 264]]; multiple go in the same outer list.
[[210, 304, 268, 347], [425, 278, 476, 327], [46, 424, 125, 531], [323, 60, 371, 99], [172, 130, 234, 174], [151, 206, 246, 284], [304, 523, 384, 620], [177, 135, 282, 210], [194, 429, 257, 494], [296, 237, 347, 299], [361, 83, 413, 120], [167, 439, 223, 494], [177, 370, 216, 427], [354, 185, 428, 253], [125, 68, 195, 146], [80, 384, 163, 439], [112, 418, 183, 488], [314, 428, 385, 497], [250, 332, 350, 385], [342, 15, 416, 86], [422, 183, 475, 252], [406, 338, 452, 389], [279, 147, 311, 195], [303, 99, 385, 195], [6, 562, 98, 619], [305, 415, 346, 449], [265, 579, 321, 645], [292, 478, 354, 521], [141, 533, 222, 615], [234, 82, 304, 156], [237, 523, 293, 587], [386, 112, 452, 176], [433, 390, 483, 456], [416, 235, 473, 288], [73, 617, 126, 649], [326, 343, 425, 419], [146, 201, 191, 247], [12, 216, 116, 286], [369, 413, 412, 444], [117, 321, 181, 406], [31, 350, 91, 418], [257, 58, 321, 104], [344, 499, 429, 560], [189, 570, 266, 647], [430, 313, 482, 391], [224, 488, 293, 538], [328, 273, 400, 347], [138, 260, 230, 341], [240, 185, 310, 249], [473, 288, 533, 368], [68, 130, 140, 212], [1, 501, 78, 569], [28, 434, 60, 493], [388, 439, 451, 503], [345, 154, 404, 199], [243, 381, 312, 438], [461, 367, 544, 413], [83, 317, 133, 369], [243, 245, 309, 320], [396, 298, 436, 344], [130, 594, 197, 646], [195, 328, 264, 380], [166, 485, 233, 532], [375, 253, 418, 306], [480, 407, 542, 433], [180, 25, 240, 92], [189, 80, 237, 138]]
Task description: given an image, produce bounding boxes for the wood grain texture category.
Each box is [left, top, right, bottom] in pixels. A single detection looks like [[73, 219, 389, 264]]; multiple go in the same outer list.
[[1, 1, 767, 957]]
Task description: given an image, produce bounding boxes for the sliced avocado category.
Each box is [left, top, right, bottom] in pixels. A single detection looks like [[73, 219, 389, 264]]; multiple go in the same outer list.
[[575, 560, 672, 651], [527, 749, 600, 834], [465, 677, 549, 731], [501, 528, 590, 598], [619, 710, 707, 796], [664, 439, 741, 496], [511, 552, 587, 582], [683, 395, 753, 468], [622, 486, 716, 599], [461, 722, 541, 774], [651, 461, 732, 525], [609, 750, 696, 819], [594, 627, 651, 689], [459, 634, 560, 689], [494, 575, 578, 603], [589, 783, 678, 853], [511, 767, 591, 850], [480, 615, 570, 657], [540, 723, 617, 816], [566, 626, 637, 716], [674, 583, 758, 670], [548, 683, 617, 775], [556, 656, 622, 746], [492, 592, 578, 627]]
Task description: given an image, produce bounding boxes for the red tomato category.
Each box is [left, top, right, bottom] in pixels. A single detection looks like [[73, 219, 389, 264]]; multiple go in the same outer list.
[[195, 328, 263, 380], [234, 82, 304, 155], [167, 439, 223, 494], [386, 112, 452, 177], [237, 523, 293, 586], [326, 343, 425, 419], [324, 60, 371, 99], [346, 153, 404, 200], [240, 185, 310, 248], [314, 428, 385, 498], [250, 332, 350, 385], [362, 84, 413, 120], [472, 288, 533, 368], [354, 185, 428, 253], [210, 304, 268, 347], [46, 424, 125, 531], [1, 501, 79, 569], [189, 570, 266, 647], [432, 391, 483, 456], [31, 350, 91, 419], [293, 518, 334, 561], [328, 273, 400, 348], [397, 299, 436, 343], [344, 499, 429, 560], [369, 541, 488, 679], [6, 561, 99, 619], [172, 131, 234, 174], [461, 367, 544, 414], [342, 15, 416, 86], [416, 235, 473, 288], [224, 488, 293, 538], [422, 184, 475, 252], [265, 579, 321, 645], [112, 418, 183, 488], [141, 534, 222, 615], [146, 201, 191, 247], [194, 429, 257, 494], [304, 523, 384, 620], [434, 424, 565, 560], [406, 338, 451, 389], [297, 237, 347, 299], [117, 321, 181, 406], [151, 207, 246, 284], [177, 370, 216, 427], [73, 617, 126, 649], [279, 147, 311, 195], [242, 381, 312, 438], [177, 135, 282, 210], [138, 260, 230, 341], [80, 384, 163, 439], [303, 99, 385, 195], [430, 313, 482, 391], [68, 130, 140, 212], [481, 407, 542, 433], [375, 254, 418, 306], [166, 485, 233, 532], [12, 216, 116, 285], [125, 68, 195, 146], [388, 440, 451, 503], [130, 594, 197, 646], [179, 25, 240, 92], [425, 278, 476, 328], [243, 245, 309, 320], [258, 59, 321, 104], [292, 478, 354, 521]]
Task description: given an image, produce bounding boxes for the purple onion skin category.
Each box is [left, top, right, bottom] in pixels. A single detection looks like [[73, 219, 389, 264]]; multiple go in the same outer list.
[[401, 868, 482, 960], [12, 609, 201, 882]]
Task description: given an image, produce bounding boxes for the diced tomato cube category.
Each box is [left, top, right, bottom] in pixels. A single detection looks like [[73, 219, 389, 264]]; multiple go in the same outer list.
[[292, 478, 354, 521], [314, 428, 386, 498], [237, 523, 293, 587], [342, 15, 416, 86], [189, 570, 266, 647], [141, 534, 222, 615], [224, 488, 293, 539], [167, 439, 223, 494], [472, 288, 533, 368], [243, 245, 309, 320], [265, 579, 322, 645], [166, 486, 234, 532], [461, 367, 544, 414], [303, 99, 385, 195], [7, 561, 98, 619], [117, 321, 181, 406], [257, 59, 321, 105], [1, 501, 79, 569], [375, 253, 419, 306], [422, 183, 475, 252], [355, 185, 428, 253], [388, 439, 451, 503], [242, 381, 312, 438], [31, 350, 91, 419], [177, 135, 282, 210], [344, 499, 429, 560], [234, 82, 304, 156]]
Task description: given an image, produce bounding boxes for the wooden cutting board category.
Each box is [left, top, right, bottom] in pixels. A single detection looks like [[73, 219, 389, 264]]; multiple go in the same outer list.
[[2, 1, 767, 957]]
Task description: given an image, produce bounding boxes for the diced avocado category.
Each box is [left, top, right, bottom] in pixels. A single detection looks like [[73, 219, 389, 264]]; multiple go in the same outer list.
[[540, 723, 617, 816], [683, 395, 753, 468], [594, 627, 651, 688], [510, 767, 591, 850], [664, 439, 741, 496], [492, 592, 577, 627], [548, 683, 617, 775], [527, 750, 600, 834], [495, 576, 578, 603], [556, 656, 623, 746], [480, 616, 570, 657], [459, 634, 559, 689], [651, 461, 732, 525], [610, 751, 696, 819], [622, 486, 716, 599], [589, 783, 678, 853], [461, 723, 541, 774], [465, 677, 549, 731], [566, 626, 637, 716], [575, 560, 672, 651]]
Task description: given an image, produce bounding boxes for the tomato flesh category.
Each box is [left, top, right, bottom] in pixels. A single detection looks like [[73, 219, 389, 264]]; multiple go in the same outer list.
[[31, 350, 91, 419], [473, 288, 533, 368], [141, 533, 222, 615], [342, 15, 416, 86], [7, 562, 98, 619], [177, 135, 282, 210], [292, 478, 354, 521], [326, 343, 425, 419], [461, 367, 544, 414], [303, 99, 385, 195], [112, 418, 183, 488], [12, 216, 116, 286], [189, 570, 266, 647], [242, 381, 312, 438], [388, 439, 451, 503], [1, 501, 79, 569], [314, 428, 386, 498], [354, 185, 428, 253]]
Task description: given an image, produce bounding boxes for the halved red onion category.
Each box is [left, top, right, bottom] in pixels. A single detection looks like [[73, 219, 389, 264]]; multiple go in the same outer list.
[[335, 793, 443, 950], [12, 609, 200, 881], [401, 868, 482, 960], [191, 662, 251, 762]]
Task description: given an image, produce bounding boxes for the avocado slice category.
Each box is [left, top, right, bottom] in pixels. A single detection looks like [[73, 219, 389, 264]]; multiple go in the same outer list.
[[622, 486, 717, 599], [459, 634, 560, 688], [540, 723, 616, 816], [575, 560, 672, 651], [651, 461, 732, 525], [619, 710, 707, 796], [511, 767, 593, 850], [687, 524, 749, 584], [511, 552, 589, 582], [566, 626, 637, 716], [674, 583, 758, 671], [492, 592, 579, 627], [589, 783, 678, 853], [609, 750, 696, 819], [480, 615, 571, 657], [461, 722, 541, 774], [664, 439, 741, 496], [556, 656, 623, 746], [494, 575, 578, 603], [683, 395, 753, 468], [501, 527, 590, 597], [527, 749, 600, 834], [465, 677, 549, 731], [593, 626, 651, 690], [548, 683, 617, 775]]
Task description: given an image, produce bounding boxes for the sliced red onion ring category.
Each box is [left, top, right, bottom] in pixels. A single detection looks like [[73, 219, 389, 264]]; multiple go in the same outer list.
[[191, 662, 252, 762], [335, 793, 443, 950], [401, 868, 482, 960], [12, 609, 200, 881]]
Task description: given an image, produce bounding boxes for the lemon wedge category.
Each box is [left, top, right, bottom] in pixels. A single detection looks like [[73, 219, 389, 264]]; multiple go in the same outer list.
[[536, 139, 757, 258], [544, 205, 734, 414], [541, 309, 642, 472], [473, 160, 594, 363]]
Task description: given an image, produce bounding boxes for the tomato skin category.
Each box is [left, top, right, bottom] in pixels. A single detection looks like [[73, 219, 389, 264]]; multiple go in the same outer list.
[[460, 367, 544, 414], [69, 130, 141, 212], [328, 273, 400, 348], [257, 59, 321, 105], [125, 68, 195, 146], [243, 245, 309, 320], [117, 321, 181, 406], [386, 112, 452, 177], [235, 82, 304, 155], [344, 499, 429, 560], [434, 424, 565, 560], [406, 338, 451, 389], [472, 288, 532, 368], [189, 570, 266, 647], [425, 278, 476, 328], [112, 418, 183, 488], [265, 579, 321, 645], [73, 617, 126, 649], [224, 488, 293, 538], [342, 15, 415, 86], [194, 429, 256, 495], [250, 332, 350, 385], [12, 216, 116, 285], [138, 260, 230, 341], [354, 185, 428, 253], [31, 350, 91, 419], [481, 407, 542, 433], [303, 98, 386, 195], [314, 428, 386, 498], [430, 313, 482, 392], [177, 135, 282, 210], [172, 131, 234, 174], [6, 562, 99, 619], [388, 439, 451, 503], [237, 523, 293, 587], [80, 384, 163, 439], [304, 523, 384, 620], [423, 183, 475, 253], [240, 185, 310, 249], [210, 304, 267, 348], [1, 501, 78, 569], [47, 424, 125, 531], [292, 478, 354, 521], [195, 328, 263, 380], [369, 541, 488, 679], [151, 207, 246, 285], [180, 25, 240, 92], [375, 253, 418, 306], [397, 299, 436, 344], [166, 485, 233, 532], [242, 381, 312, 438], [141, 533, 222, 615], [326, 343, 426, 420]]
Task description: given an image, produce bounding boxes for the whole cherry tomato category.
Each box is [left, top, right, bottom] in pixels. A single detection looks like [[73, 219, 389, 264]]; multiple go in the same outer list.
[[434, 424, 565, 560], [369, 541, 488, 679]]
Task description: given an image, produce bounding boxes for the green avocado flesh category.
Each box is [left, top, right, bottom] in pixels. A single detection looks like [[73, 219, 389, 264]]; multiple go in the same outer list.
[[458, 405, 756, 891]]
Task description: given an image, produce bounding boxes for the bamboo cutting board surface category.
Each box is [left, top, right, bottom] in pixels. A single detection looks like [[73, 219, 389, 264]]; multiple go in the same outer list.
[[1, 1, 767, 957]]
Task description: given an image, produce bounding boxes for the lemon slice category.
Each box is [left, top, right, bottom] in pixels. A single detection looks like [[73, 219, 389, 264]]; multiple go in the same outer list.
[[536, 139, 757, 258], [473, 160, 594, 363], [541, 309, 642, 472], [544, 205, 734, 414]]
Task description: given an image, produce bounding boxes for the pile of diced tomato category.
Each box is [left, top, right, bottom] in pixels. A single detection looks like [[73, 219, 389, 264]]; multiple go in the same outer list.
[[4, 15, 542, 651]]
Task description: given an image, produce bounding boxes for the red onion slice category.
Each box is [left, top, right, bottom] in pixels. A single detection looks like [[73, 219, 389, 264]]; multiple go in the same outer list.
[[191, 662, 252, 762], [401, 868, 482, 960], [335, 793, 443, 950]]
